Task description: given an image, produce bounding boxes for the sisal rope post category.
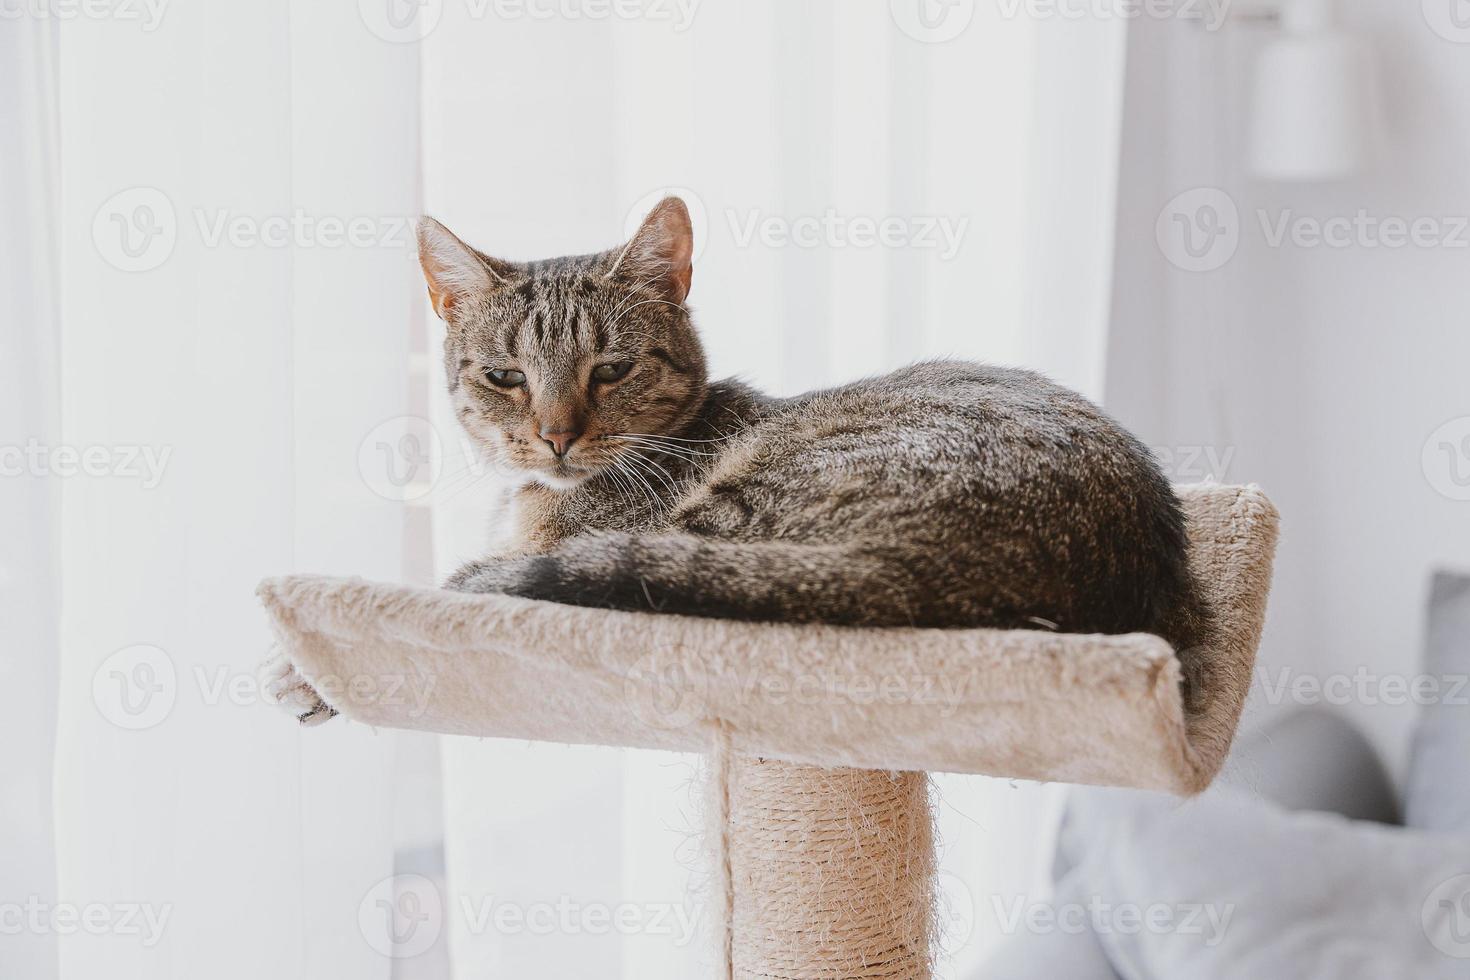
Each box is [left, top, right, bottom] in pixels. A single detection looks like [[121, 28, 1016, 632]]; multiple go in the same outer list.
[[716, 755, 936, 979]]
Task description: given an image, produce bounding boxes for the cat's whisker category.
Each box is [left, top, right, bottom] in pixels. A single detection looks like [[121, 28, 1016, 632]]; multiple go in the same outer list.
[[599, 462, 640, 508], [620, 448, 680, 499], [607, 435, 717, 460], [617, 431, 737, 445], [611, 455, 660, 509]]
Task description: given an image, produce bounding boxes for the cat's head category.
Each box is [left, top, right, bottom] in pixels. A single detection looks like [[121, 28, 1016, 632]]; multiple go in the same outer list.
[[416, 197, 708, 489]]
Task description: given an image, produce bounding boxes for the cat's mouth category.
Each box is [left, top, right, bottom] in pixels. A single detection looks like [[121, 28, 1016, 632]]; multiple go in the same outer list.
[[529, 457, 600, 490]]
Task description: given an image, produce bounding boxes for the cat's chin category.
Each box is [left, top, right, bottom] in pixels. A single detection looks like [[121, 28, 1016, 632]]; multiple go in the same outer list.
[[526, 465, 595, 492]]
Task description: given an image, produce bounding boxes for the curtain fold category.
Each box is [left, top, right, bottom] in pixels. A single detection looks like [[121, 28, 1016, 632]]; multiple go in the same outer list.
[[1, 14, 62, 980], [39, 4, 421, 978]]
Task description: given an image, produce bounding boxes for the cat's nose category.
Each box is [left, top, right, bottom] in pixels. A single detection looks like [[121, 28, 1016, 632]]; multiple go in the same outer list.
[[539, 427, 582, 457]]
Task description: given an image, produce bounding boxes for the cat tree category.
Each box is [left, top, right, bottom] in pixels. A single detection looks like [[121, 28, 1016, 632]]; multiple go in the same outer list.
[[259, 483, 1278, 978]]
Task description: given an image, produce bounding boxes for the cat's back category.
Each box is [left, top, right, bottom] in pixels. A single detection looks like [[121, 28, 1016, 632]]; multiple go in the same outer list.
[[736, 359, 1135, 475], [689, 358, 1172, 544], [681, 358, 1200, 640]]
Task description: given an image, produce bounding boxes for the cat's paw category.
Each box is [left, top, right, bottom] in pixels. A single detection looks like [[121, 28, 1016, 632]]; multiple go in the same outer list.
[[258, 648, 338, 726]]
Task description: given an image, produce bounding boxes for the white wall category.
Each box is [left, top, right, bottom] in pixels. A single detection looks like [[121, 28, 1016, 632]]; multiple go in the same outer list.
[[1105, 5, 1470, 780]]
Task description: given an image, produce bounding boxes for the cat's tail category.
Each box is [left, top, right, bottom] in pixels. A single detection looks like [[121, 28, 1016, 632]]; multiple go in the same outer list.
[[451, 531, 926, 627]]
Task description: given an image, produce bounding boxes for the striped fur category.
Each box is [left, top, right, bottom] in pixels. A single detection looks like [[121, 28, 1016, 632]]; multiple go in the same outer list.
[[419, 198, 1213, 672]]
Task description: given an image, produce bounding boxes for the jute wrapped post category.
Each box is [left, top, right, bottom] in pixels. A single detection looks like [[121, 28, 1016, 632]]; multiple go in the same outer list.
[[718, 758, 934, 979], [258, 484, 1278, 978]]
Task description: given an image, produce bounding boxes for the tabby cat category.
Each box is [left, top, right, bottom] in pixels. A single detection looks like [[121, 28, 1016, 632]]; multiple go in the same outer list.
[[418, 197, 1210, 671]]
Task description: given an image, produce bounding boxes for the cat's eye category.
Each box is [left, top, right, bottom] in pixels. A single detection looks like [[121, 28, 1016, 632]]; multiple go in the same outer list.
[[485, 368, 527, 388], [592, 361, 634, 384]]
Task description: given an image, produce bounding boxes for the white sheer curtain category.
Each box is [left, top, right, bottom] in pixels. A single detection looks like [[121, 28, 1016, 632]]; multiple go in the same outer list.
[[5, 3, 424, 978], [1, 15, 62, 980], [419, 4, 1125, 977], [6, 3, 1123, 978]]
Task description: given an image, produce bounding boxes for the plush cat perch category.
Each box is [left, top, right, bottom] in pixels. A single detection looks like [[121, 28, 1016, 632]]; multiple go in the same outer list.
[[258, 483, 1278, 979]]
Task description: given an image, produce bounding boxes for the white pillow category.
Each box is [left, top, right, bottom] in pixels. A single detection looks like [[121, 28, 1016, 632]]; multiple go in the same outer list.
[[1070, 789, 1470, 980]]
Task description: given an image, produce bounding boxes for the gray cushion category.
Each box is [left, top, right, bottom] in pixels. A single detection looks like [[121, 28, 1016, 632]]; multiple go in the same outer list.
[[973, 871, 1126, 980], [1406, 572, 1470, 832], [1219, 708, 1398, 825], [1070, 788, 1470, 980], [1054, 708, 1398, 882]]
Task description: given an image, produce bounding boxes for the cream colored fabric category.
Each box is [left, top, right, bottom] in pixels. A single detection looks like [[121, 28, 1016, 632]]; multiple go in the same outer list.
[[258, 484, 1277, 795]]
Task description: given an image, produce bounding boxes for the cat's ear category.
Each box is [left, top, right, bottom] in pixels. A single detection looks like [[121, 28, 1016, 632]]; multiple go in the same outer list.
[[415, 217, 514, 320], [607, 196, 694, 305]]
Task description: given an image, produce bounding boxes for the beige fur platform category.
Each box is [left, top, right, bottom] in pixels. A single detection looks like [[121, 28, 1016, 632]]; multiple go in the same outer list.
[[258, 483, 1277, 795]]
